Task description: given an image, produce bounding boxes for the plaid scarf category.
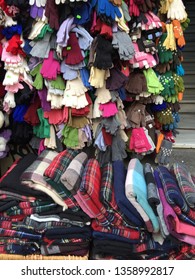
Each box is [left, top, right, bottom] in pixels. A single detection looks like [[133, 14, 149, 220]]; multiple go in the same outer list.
[[21, 150, 68, 209], [171, 163, 195, 209], [77, 159, 114, 227], [60, 152, 88, 193], [44, 149, 80, 182], [0, 228, 42, 240], [100, 163, 134, 228], [157, 166, 195, 222], [0, 190, 36, 202], [0, 243, 40, 255]]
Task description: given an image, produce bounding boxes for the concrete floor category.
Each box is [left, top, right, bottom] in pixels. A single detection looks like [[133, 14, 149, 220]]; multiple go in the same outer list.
[[141, 148, 195, 175]]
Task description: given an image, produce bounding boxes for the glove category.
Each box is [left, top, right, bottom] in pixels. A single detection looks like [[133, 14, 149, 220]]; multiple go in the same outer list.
[[173, 73, 185, 94], [79, 67, 92, 89], [3, 70, 20, 86], [40, 50, 61, 80], [137, 36, 157, 54], [6, 34, 25, 57], [106, 67, 128, 91], [115, 7, 130, 33], [93, 35, 113, 70], [89, 67, 110, 88], [143, 68, 164, 94], [45, 0, 59, 30], [96, 0, 122, 21], [56, 17, 75, 47], [62, 32, 84, 65], [121, 1, 131, 22], [3, 91, 16, 110], [112, 30, 135, 60], [101, 115, 120, 135], [2, 25, 22, 40], [155, 62, 171, 74], [72, 25, 93, 51], [95, 84, 112, 104], [159, 71, 175, 98], [155, 139, 173, 165], [50, 75, 66, 90], [65, 77, 88, 97], [60, 61, 78, 80], [30, 32, 52, 58], [167, 0, 188, 21], [35, 24, 53, 41], [33, 108, 50, 138], [29, 0, 47, 7], [163, 23, 176, 51], [30, 63, 44, 90], [72, 2, 92, 25], [157, 33, 173, 63], [125, 72, 147, 95], [30, 4, 44, 18], [156, 107, 173, 125], [172, 19, 186, 48], [109, 0, 122, 6], [129, 0, 140, 16], [181, 17, 190, 31], [111, 132, 127, 161]]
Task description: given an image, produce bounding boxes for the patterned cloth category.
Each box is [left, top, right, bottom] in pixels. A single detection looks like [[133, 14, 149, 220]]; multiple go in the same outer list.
[[44, 149, 80, 182], [61, 152, 88, 193], [125, 159, 159, 233], [21, 150, 68, 209], [157, 166, 195, 222], [171, 162, 195, 209]]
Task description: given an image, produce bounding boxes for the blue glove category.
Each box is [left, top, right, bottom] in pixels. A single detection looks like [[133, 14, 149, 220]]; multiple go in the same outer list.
[[2, 24, 22, 40], [176, 64, 185, 76], [96, 0, 122, 21], [80, 67, 93, 89], [12, 105, 29, 123], [73, 2, 92, 25], [118, 87, 126, 101]]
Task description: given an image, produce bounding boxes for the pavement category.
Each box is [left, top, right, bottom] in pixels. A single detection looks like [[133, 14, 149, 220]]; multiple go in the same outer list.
[[141, 148, 195, 175]]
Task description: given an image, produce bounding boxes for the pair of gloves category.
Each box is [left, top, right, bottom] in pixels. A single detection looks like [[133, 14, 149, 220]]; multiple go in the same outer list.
[[144, 68, 164, 94]]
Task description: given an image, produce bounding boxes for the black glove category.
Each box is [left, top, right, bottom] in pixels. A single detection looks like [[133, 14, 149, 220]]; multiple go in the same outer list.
[[93, 35, 113, 70]]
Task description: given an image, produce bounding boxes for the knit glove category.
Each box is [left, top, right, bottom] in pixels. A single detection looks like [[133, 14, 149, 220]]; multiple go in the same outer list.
[[111, 132, 127, 161], [112, 30, 135, 61], [157, 33, 173, 64], [6, 34, 25, 57], [125, 72, 147, 95], [72, 26, 93, 51], [45, 0, 59, 30], [93, 35, 113, 70], [121, 0, 131, 22], [101, 116, 120, 135], [3, 91, 16, 110], [40, 50, 61, 80], [72, 2, 92, 25], [173, 73, 185, 94], [50, 75, 66, 90], [143, 68, 164, 94], [95, 0, 122, 21], [89, 66, 110, 88], [159, 71, 175, 98], [30, 32, 51, 58], [137, 36, 157, 54], [65, 77, 88, 97], [156, 107, 174, 125], [181, 17, 190, 31], [62, 32, 84, 65], [162, 23, 176, 51], [172, 19, 186, 48], [3, 70, 19, 86], [155, 139, 173, 165], [29, 0, 46, 7], [115, 7, 130, 33], [95, 84, 112, 104], [30, 63, 44, 90], [159, 0, 174, 14], [33, 108, 50, 138], [167, 0, 188, 21], [109, 0, 122, 6]]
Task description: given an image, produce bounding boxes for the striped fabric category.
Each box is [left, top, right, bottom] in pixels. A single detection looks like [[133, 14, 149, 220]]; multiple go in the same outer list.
[[171, 162, 195, 209]]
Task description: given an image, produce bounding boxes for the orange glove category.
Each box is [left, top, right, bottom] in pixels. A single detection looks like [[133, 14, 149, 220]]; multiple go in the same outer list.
[[172, 19, 186, 48]]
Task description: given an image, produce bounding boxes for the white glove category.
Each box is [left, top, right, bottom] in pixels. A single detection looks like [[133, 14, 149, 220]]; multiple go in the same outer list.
[[153, 95, 164, 104], [3, 70, 20, 86], [29, 0, 47, 7], [28, 21, 46, 40], [65, 77, 88, 97], [3, 92, 16, 109], [167, 0, 188, 21], [95, 84, 112, 104]]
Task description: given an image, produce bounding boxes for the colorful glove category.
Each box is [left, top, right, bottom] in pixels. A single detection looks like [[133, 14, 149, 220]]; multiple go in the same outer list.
[[172, 19, 186, 48], [157, 33, 173, 63]]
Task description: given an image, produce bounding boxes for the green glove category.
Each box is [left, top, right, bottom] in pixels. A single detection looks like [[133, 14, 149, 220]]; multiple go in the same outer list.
[[157, 33, 173, 63], [157, 107, 173, 125], [50, 75, 66, 90], [166, 94, 178, 103], [159, 71, 175, 98], [173, 73, 185, 94], [35, 24, 53, 40], [30, 63, 44, 90], [143, 68, 164, 94], [181, 18, 190, 31], [62, 125, 79, 148], [33, 108, 50, 138]]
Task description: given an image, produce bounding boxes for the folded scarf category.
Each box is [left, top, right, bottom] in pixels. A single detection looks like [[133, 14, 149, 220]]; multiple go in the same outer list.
[[60, 152, 88, 193], [112, 160, 145, 227], [157, 166, 195, 223], [125, 159, 159, 233], [44, 149, 80, 182], [20, 150, 68, 209], [171, 162, 195, 209], [154, 169, 195, 245]]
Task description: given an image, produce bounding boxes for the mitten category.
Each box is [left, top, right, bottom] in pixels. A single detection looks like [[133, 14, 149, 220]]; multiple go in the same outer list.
[[155, 139, 173, 165]]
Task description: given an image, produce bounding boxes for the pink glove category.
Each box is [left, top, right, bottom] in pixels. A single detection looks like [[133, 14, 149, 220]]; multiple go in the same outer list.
[[129, 0, 140, 16], [5, 82, 24, 93], [1, 42, 22, 64], [40, 50, 61, 80], [99, 102, 118, 118]]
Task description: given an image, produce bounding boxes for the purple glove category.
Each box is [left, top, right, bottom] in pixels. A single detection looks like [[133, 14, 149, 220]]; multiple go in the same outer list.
[[30, 4, 44, 19], [38, 87, 51, 112], [56, 16, 75, 47]]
